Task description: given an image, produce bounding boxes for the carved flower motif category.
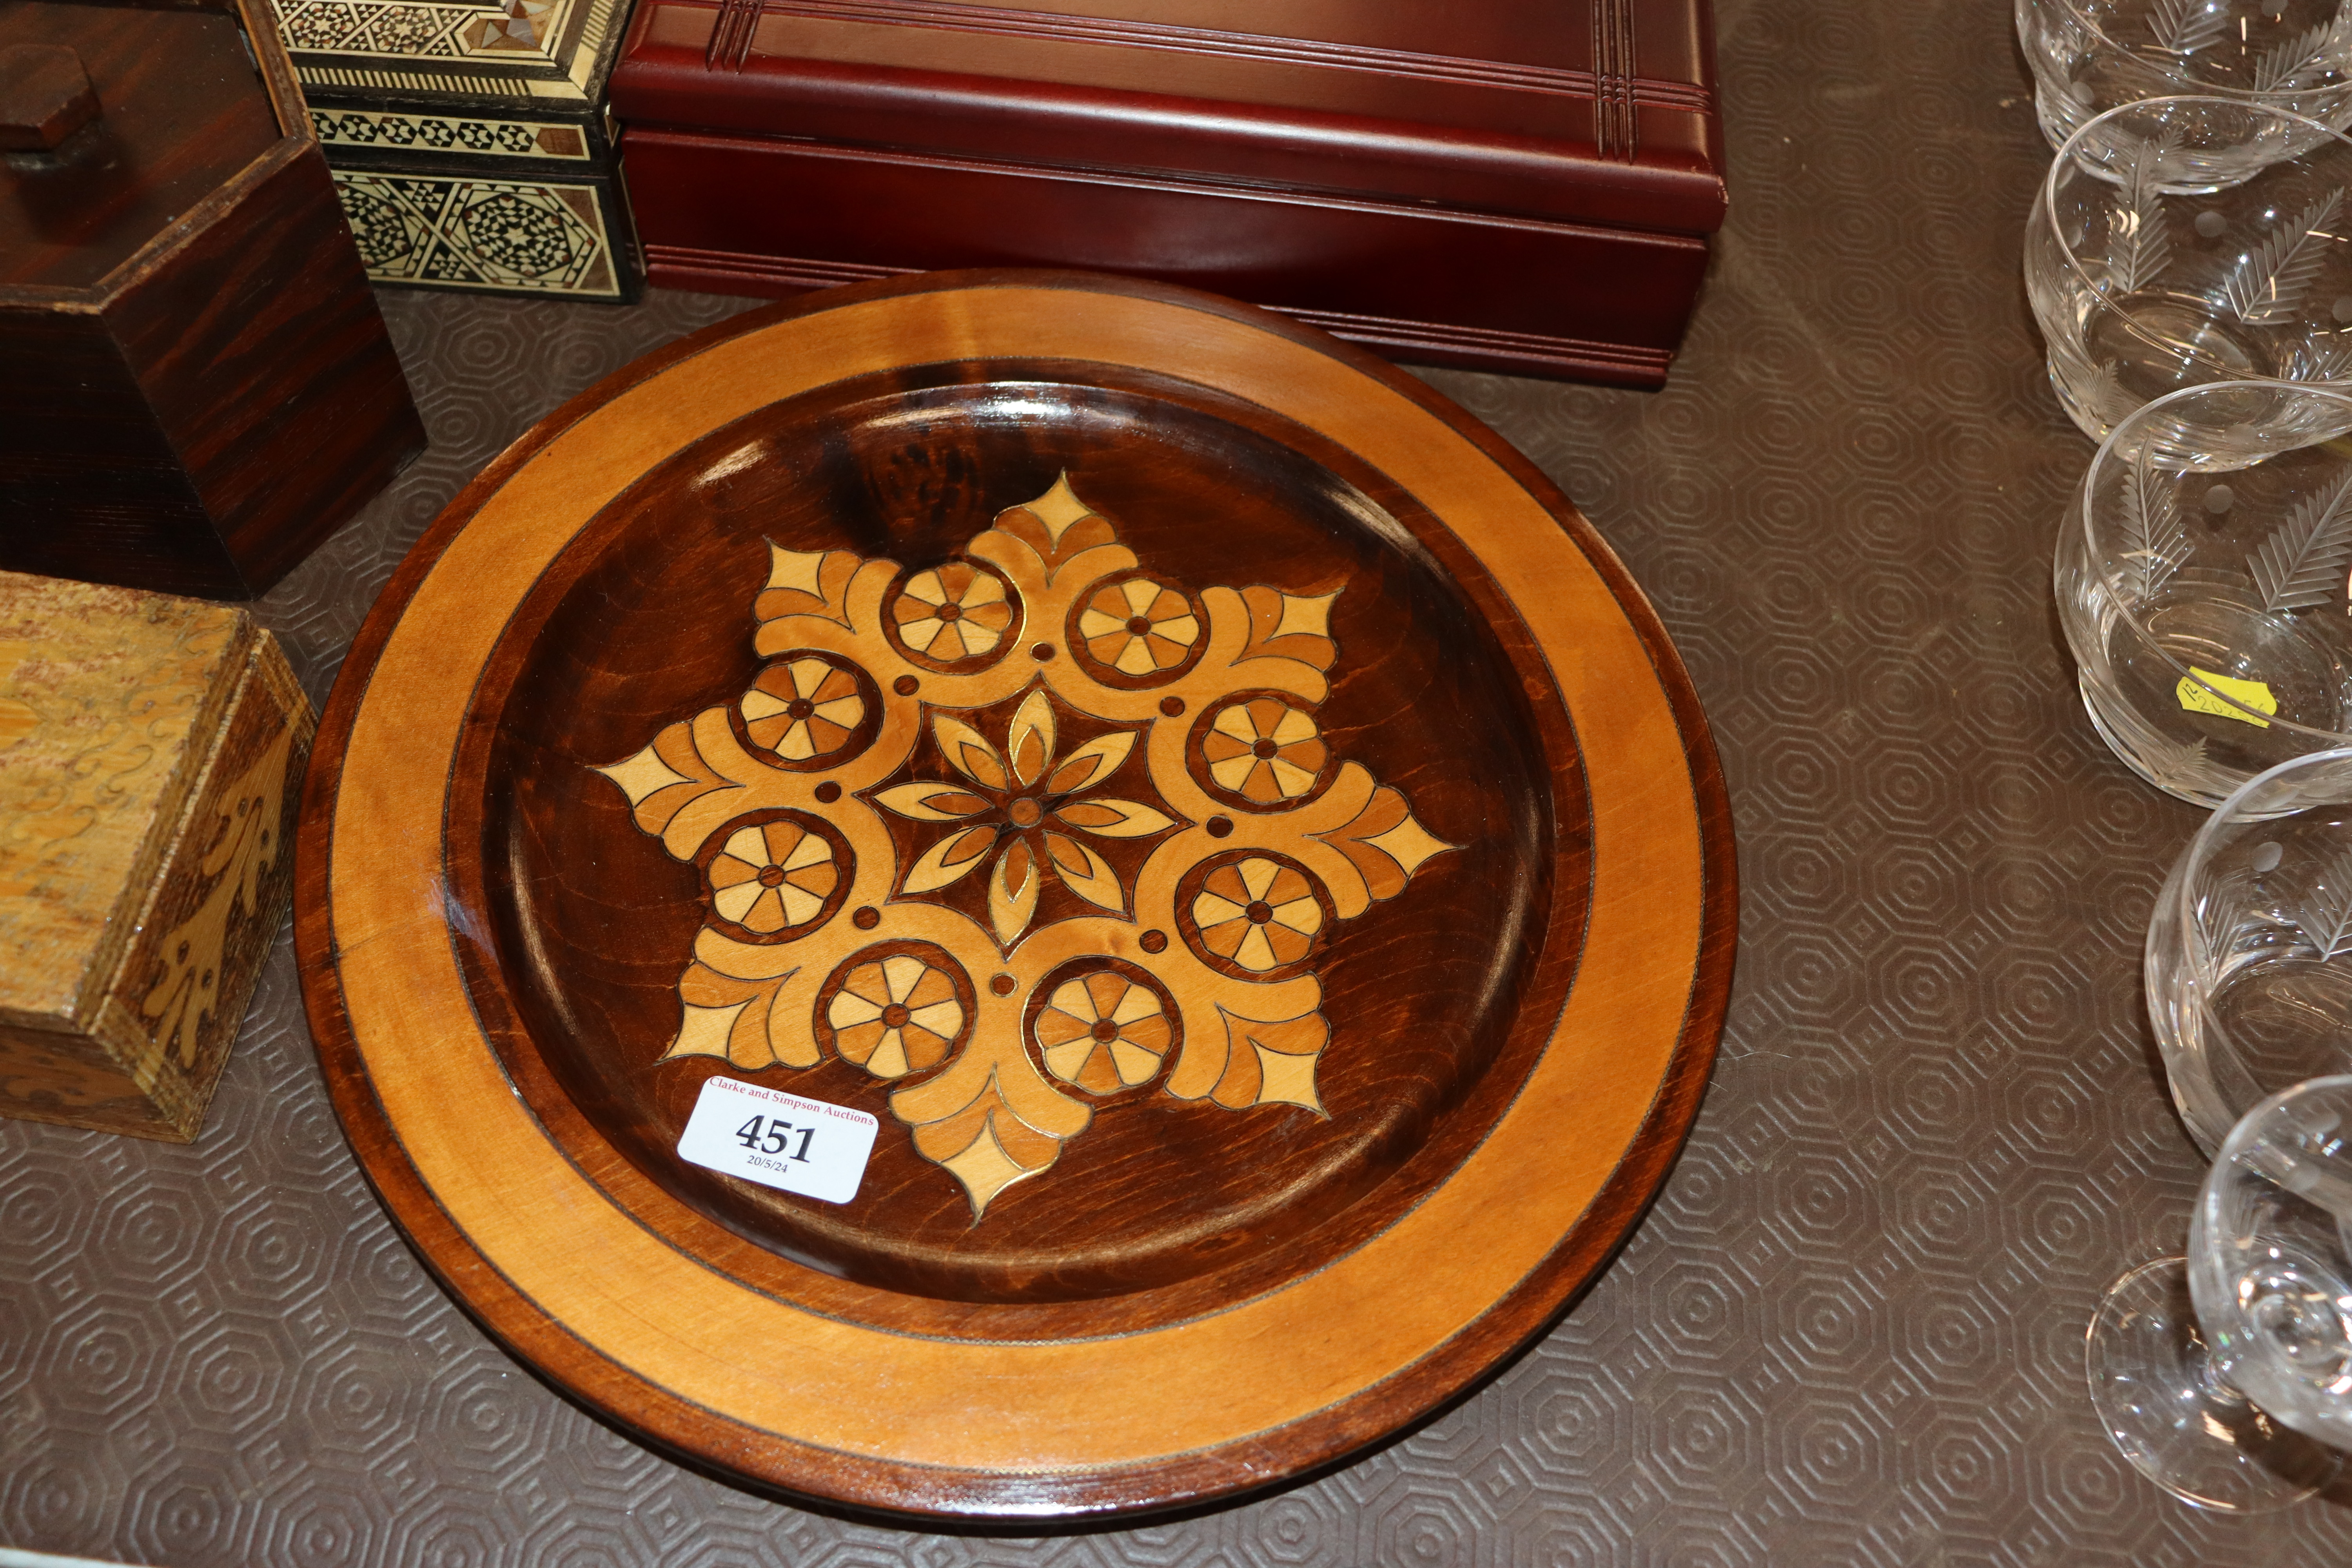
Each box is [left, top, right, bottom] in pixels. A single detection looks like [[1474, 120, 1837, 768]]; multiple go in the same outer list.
[[1033, 971, 1174, 1094], [1191, 856, 1325, 973], [893, 562, 1014, 662], [873, 688, 1177, 947], [1202, 697, 1327, 804], [706, 818, 840, 935], [826, 953, 966, 1078], [1076, 575, 1200, 677]]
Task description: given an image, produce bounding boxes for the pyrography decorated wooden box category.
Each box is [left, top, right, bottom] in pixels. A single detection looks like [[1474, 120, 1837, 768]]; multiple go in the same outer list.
[[609, 0, 1726, 385], [268, 0, 641, 301], [0, 0, 423, 601], [0, 573, 313, 1142]]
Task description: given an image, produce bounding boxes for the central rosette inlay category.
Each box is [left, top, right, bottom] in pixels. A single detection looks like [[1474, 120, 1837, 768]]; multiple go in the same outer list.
[[593, 472, 1458, 1217], [866, 685, 1183, 949]]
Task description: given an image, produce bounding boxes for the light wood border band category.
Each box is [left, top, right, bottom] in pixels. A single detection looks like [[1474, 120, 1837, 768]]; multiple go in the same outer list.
[[301, 274, 1733, 1521]]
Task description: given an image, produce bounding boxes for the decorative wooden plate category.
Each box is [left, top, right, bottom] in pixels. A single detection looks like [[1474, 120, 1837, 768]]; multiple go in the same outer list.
[[296, 271, 1735, 1523]]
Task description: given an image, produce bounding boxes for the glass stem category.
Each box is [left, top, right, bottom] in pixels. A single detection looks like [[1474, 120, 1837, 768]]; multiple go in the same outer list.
[[2188, 1334, 2252, 1409]]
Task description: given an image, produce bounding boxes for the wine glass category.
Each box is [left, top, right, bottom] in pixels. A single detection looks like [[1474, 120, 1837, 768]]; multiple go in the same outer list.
[[2190, 1074, 2352, 1454], [2026, 96, 2352, 443], [2146, 748, 2352, 1154], [2089, 1074, 2352, 1510], [2016, 0, 2352, 155], [2089, 1251, 2341, 1510], [2092, 1074, 2352, 1509], [2089, 762, 2352, 1508], [2054, 385, 2352, 807]]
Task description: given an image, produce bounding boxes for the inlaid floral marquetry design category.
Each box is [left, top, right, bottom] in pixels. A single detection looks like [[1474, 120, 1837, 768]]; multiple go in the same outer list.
[[1033, 967, 1176, 1095], [889, 563, 1016, 665], [869, 687, 1179, 948], [823, 949, 969, 1078], [1187, 855, 1327, 976], [740, 655, 869, 764], [596, 474, 1457, 1217], [1201, 696, 1328, 806], [699, 813, 846, 941]]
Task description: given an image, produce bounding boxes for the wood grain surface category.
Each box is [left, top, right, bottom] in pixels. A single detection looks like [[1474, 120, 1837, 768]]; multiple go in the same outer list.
[[0, 0, 424, 600], [466, 371, 1571, 1310], [0, 570, 313, 1140], [620, 128, 1711, 387], [0, 4, 276, 289], [611, 0, 1724, 386], [0, 573, 247, 1027], [613, 0, 1725, 230], [296, 270, 1735, 1521], [0, 41, 102, 154]]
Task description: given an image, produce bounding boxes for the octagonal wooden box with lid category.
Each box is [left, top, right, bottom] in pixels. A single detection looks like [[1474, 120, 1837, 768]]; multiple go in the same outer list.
[[0, 0, 422, 600], [299, 270, 1734, 1521]]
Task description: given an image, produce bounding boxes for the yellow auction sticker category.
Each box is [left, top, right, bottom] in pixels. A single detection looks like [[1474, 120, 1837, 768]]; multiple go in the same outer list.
[[2177, 666, 2278, 728]]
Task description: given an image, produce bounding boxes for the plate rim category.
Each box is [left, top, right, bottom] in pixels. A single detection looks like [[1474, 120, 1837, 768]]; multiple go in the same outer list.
[[447, 356, 1600, 1332], [295, 268, 1737, 1523]]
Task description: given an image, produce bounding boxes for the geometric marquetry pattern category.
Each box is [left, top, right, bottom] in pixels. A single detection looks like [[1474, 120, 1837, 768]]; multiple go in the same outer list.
[[312, 109, 592, 161], [18, 0, 2352, 1544], [331, 172, 618, 298], [596, 477, 1451, 1215], [272, 0, 579, 65]]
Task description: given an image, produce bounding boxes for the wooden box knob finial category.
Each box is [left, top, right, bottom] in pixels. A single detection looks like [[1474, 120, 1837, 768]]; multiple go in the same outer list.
[[0, 43, 100, 153]]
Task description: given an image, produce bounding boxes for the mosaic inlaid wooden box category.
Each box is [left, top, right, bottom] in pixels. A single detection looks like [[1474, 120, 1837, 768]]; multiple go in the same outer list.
[[0, 572, 313, 1142], [269, 0, 641, 301]]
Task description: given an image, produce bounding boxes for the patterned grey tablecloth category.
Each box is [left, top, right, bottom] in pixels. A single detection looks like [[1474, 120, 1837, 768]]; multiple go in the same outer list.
[[8, 0, 2345, 1561]]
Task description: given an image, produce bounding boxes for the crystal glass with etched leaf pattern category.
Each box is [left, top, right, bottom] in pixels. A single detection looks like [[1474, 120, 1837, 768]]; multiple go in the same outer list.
[[2028, 96, 2352, 442], [2018, 0, 2352, 154], [2190, 1075, 2352, 1457], [2147, 748, 2352, 1155], [2089, 763, 2352, 1510], [2089, 1077, 2352, 1513], [2056, 379, 2352, 803]]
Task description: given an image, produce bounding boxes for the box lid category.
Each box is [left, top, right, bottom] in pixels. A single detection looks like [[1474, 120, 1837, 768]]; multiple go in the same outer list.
[[0, 573, 252, 1033], [1, 2, 289, 291], [271, 0, 632, 105], [611, 0, 1725, 234]]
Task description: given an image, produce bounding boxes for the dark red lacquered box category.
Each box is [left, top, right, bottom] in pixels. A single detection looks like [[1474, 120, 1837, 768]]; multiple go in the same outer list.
[[610, 0, 1726, 387]]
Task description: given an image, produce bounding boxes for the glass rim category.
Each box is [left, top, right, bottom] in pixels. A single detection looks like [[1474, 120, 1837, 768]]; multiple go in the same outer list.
[[2207, 1072, 2352, 1163], [2191, 1070, 2352, 1369], [2079, 377, 2352, 739], [2177, 748, 2352, 1000], [2043, 94, 2352, 381], [2038, 1, 2352, 108]]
